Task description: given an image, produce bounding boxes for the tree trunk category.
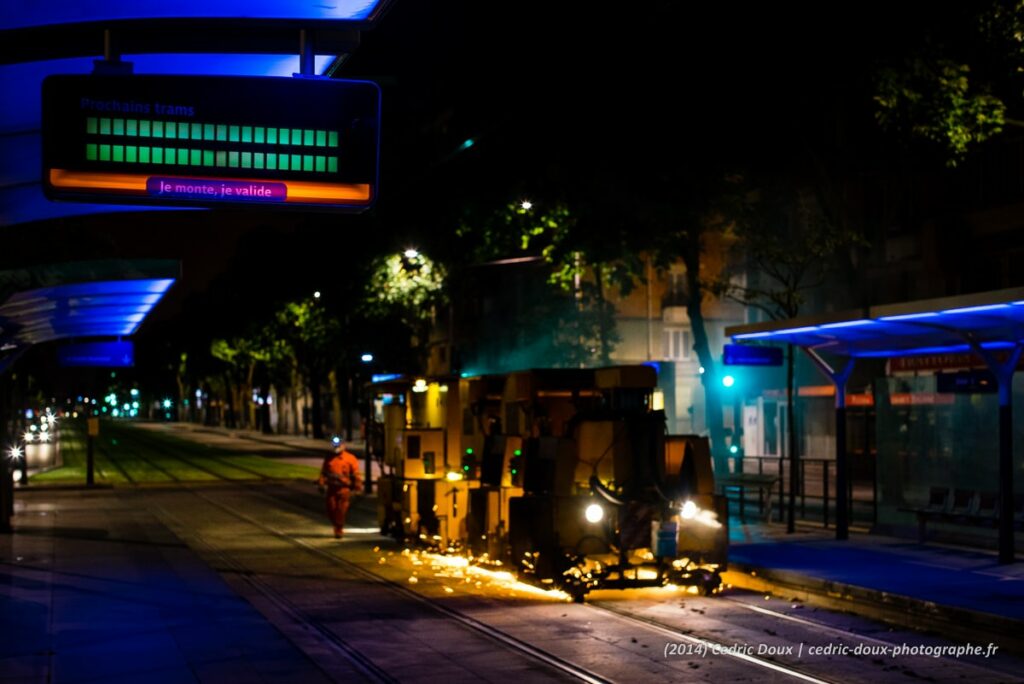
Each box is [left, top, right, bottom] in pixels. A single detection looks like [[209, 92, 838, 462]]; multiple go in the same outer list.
[[310, 372, 324, 439], [683, 241, 728, 474], [786, 343, 798, 532], [594, 265, 614, 365], [223, 374, 236, 428], [290, 369, 301, 435], [329, 368, 343, 438]]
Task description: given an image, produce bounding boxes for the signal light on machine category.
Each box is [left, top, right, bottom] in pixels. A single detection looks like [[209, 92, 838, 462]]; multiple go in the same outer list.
[[462, 464, 470, 471], [729, 444, 739, 455], [465, 448, 474, 455], [584, 503, 604, 524], [446, 470, 463, 482]]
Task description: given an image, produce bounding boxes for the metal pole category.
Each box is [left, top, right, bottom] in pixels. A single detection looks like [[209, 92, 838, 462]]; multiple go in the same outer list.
[[998, 380, 1015, 564], [86, 434, 95, 487], [299, 29, 315, 76], [835, 383, 849, 540]]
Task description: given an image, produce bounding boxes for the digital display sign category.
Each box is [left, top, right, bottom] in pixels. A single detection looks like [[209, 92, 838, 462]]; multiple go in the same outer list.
[[58, 340, 135, 368], [723, 343, 784, 366], [42, 74, 380, 211]]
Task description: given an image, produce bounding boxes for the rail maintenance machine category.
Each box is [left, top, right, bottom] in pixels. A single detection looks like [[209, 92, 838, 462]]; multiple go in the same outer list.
[[369, 365, 728, 601]]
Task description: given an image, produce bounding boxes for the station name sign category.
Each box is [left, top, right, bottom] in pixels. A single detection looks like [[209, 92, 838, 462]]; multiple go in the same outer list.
[[723, 343, 783, 366], [58, 340, 135, 368], [42, 75, 380, 211]]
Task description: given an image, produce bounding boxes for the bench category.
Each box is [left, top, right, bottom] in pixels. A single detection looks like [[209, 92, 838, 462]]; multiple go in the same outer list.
[[717, 473, 779, 522], [900, 487, 1024, 542]]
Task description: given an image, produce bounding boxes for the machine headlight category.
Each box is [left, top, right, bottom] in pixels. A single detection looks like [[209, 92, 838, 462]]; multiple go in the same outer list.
[[446, 470, 463, 482], [680, 500, 698, 520], [584, 503, 604, 524]]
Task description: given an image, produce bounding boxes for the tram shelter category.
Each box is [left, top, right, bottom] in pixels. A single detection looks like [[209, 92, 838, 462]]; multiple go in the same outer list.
[[726, 287, 1024, 564]]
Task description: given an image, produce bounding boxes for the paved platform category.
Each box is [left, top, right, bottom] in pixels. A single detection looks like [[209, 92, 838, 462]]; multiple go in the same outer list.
[[725, 520, 1024, 650], [0, 490, 336, 684]]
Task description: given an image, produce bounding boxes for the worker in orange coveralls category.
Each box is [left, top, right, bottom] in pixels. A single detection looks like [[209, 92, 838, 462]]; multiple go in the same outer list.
[[318, 439, 362, 539]]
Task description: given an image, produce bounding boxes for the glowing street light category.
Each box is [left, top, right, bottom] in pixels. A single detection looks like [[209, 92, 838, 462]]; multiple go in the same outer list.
[[8, 445, 23, 461], [313, 290, 321, 299], [520, 200, 533, 210], [360, 353, 374, 363], [721, 374, 736, 388], [403, 248, 419, 259]]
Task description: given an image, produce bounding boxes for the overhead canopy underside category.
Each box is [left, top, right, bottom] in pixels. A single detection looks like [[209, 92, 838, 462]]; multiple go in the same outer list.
[[725, 287, 1024, 358]]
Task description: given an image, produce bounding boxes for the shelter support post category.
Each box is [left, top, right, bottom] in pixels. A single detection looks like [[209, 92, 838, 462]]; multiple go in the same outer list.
[[969, 339, 1021, 565], [803, 349, 855, 541]]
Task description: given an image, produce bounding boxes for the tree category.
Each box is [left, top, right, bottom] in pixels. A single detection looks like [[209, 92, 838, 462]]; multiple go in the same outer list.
[[275, 297, 342, 440], [716, 184, 865, 532], [456, 199, 641, 367], [363, 250, 447, 371], [643, 172, 751, 475], [871, 1, 1024, 166]]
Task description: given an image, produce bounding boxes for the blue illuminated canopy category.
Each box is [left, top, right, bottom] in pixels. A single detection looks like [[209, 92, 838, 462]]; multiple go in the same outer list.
[[725, 287, 1024, 359], [0, 260, 177, 371]]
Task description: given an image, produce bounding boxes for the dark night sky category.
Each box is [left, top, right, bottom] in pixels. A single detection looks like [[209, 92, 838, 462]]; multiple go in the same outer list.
[[4, 0, 974, 389]]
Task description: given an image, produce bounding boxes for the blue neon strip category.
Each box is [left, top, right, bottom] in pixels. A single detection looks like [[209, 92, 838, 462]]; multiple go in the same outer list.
[[940, 304, 1012, 315], [877, 312, 939, 321], [852, 341, 1020, 358], [818, 319, 875, 330], [733, 332, 776, 340], [1, 1, 381, 31], [774, 325, 819, 335]]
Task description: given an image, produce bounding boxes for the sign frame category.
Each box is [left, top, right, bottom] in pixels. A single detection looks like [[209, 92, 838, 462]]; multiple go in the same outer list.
[[42, 74, 381, 212]]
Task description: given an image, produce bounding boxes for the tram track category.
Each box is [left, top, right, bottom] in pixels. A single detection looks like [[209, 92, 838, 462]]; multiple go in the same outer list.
[[168, 484, 612, 684], [244, 483, 1020, 684], [232, 485, 853, 683]]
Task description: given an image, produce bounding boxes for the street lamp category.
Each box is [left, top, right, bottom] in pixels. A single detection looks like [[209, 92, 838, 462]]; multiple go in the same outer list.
[[313, 290, 321, 299], [403, 248, 419, 259], [360, 353, 374, 363], [520, 200, 533, 210]]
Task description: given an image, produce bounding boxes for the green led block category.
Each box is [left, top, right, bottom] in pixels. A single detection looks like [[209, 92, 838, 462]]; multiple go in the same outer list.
[[328, 131, 338, 147], [255, 152, 265, 169], [140, 147, 150, 163], [255, 127, 265, 144], [328, 157, 338, 173], [153, 121, 164, 138], [242, 127, 252, 143], [113, 145, 123, 162], [279, 128, 289, 145], [140, 120, 151, 137], [177, 148, 187, 164], [127, 119, 137, 136], [153, 147, 163, 164], [315, 156, 325, 172], [229, 151, 239, 168], [267, 128, 277, 144], [267, 153, 277, 170], [190, 149, 201, 166], [316, 130, 326, 147], [100, 118, 111, 135], [216, 124, 227, 142], [203, 150, 214, 167], [291, 154, 301, 170], [216, 151, 227, 167], [204, 124, 214, 141], [127, 146, 137, 163], [291, 128, 301, 145], [99, 144, 111, 161], [303, 129, 314, 146], [190, 123, 201, 140], [87, 117, 98, 135], [278, 154, 288, 170], [167, 122, 177, 139], [302, 155, 313, 172], [229, 126, 240, 142], [113, 119, 124, 135], [86, 144, 97, 160], [241, 152, 251, 168]]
